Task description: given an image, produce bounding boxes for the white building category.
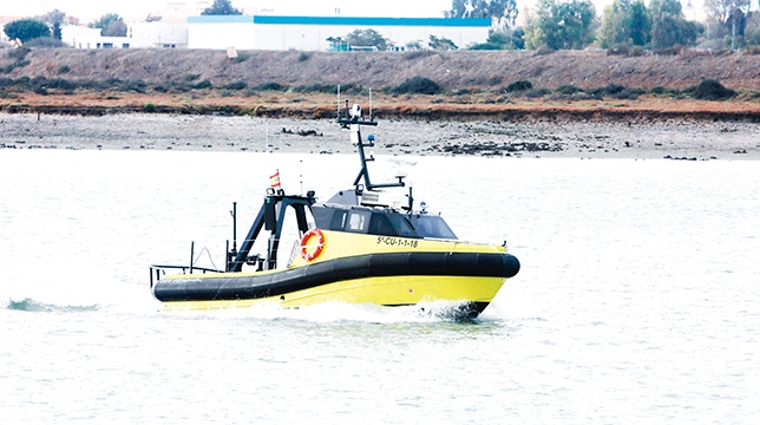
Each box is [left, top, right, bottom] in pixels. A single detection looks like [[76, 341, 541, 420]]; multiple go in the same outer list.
[[129, 22, 189, 48], [62, 22, 188, 49], [187, 15, 491, 51]]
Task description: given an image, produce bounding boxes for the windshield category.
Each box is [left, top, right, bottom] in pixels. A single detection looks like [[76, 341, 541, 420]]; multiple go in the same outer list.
[[410, 214, 457, 240]]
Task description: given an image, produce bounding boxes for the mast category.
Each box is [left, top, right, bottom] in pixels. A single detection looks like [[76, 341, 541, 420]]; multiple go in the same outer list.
[[338, 103, 405, 192]]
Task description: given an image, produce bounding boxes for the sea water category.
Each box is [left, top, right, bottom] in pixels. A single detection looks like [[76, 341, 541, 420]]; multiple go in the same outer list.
[[1, 150, 758, 424]]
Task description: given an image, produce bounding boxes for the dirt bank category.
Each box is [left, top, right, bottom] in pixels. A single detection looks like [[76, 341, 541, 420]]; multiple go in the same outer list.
[[3, 48, 760, 91], [1, 113, 757, 160]]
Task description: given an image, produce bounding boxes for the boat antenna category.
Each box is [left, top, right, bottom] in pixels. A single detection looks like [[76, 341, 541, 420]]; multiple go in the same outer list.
[[336, 101, 404, 191], [369, 88, 373, 121], [337, 84, 341, 118], [231, 202, 237, 253]]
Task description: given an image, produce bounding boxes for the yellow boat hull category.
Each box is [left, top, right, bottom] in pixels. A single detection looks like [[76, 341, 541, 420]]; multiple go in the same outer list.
[[161, 275, 506, 312], [153, 230, 519, 316]]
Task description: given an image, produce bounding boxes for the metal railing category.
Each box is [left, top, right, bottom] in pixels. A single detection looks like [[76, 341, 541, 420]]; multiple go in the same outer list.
[[149, 264, 225, 288]]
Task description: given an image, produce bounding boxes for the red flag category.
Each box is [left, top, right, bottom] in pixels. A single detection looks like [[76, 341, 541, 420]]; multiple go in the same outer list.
[[269, 170, 281, 188]]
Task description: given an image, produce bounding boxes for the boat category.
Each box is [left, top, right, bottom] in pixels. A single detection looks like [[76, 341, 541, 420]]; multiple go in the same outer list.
[[150, 103, 520, 318]]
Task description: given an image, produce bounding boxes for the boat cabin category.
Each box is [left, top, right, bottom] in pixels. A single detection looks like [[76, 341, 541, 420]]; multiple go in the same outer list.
[[311, 203, 457, 240]]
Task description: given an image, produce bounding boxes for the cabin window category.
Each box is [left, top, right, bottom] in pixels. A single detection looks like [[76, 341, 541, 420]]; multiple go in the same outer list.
[[411, 215, 457, 239], [385, 214, 418, 238], [368, 213, 396, 235], [329, 210, 347, 230], [346, 210, 371, 233]]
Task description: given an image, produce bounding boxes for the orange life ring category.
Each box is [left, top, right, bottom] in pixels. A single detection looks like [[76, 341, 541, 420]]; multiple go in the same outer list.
[[300, 228, 325, 262]]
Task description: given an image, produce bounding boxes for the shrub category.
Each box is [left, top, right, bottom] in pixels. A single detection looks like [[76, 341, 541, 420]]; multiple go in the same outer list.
[[653, 45, 682, 56], [192, 79, 213, 89], [607, 43, 630, 56], [15, 76, 30, 87], [224, 80, 248, 90], [57, 65, 70, 74], [1, 60, 30, 74], [690, 79, 736, 100], [255, 81, 284, 91], [535, 45, 555, 55], [555, 84, 580, 95], [602, 83, 626, 95], [293, 83, 362, 94], [614, 88, 644, 100], [587, 83, 632, 97], [24, 37, 66, 48], [525, 88, 550, 98], [8, 47, 31, 60], [297, 52, 311, 62], [294, 83, 329, 93], [392, 76, 441, 95], [469, 43, 502, 50], [119, 79, 148, 93], [649, 86, 680, 97], [45, 78, 77, 91], [749, 27, 760, 46], [629, 46, 647, 57], [504, 80, 533, 93], [402, 50, 436, 60], [144, 103, 156, 112]]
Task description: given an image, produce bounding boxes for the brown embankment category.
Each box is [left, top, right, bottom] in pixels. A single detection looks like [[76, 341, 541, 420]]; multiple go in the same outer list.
[[4, 48, 760, 90], [2, 48, 760, 121]]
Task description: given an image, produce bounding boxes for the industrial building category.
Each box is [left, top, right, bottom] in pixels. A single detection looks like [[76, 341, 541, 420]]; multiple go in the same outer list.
[[56, 15, 489, 51], [63, 22, 189, 49], [186, 15, 491, 51]]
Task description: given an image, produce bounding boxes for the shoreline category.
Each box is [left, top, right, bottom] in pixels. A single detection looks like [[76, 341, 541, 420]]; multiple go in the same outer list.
[[3, 91, 760, 123], [1, 112, 758, 160]]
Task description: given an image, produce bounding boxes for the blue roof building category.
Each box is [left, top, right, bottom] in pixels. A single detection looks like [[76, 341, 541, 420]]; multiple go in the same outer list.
[[187, 15, 491, 51]]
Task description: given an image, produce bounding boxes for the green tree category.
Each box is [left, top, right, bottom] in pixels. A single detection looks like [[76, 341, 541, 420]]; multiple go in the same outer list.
[[406, 40, 423, 49], [597, 0, 631, 48], [704, 0, 752, 48], [52, 22, 62, 40], [90, 13, 127, 37], [3, 19, 51, 42], [41, 9, 66, 25], [525, 0, 597, 50], [649, 0, 697, 47], [597, 0, 650, 48], [429, 34, 459, 50], [201, 0, 242, 15], [344, 29, 389, 51], [446, 0, 519, 27], [469, 28, 525, 49], [627, 1, 651, 46]]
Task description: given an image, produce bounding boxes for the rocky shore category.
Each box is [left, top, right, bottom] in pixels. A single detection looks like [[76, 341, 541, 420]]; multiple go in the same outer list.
[[1, 112, 758, 160]]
